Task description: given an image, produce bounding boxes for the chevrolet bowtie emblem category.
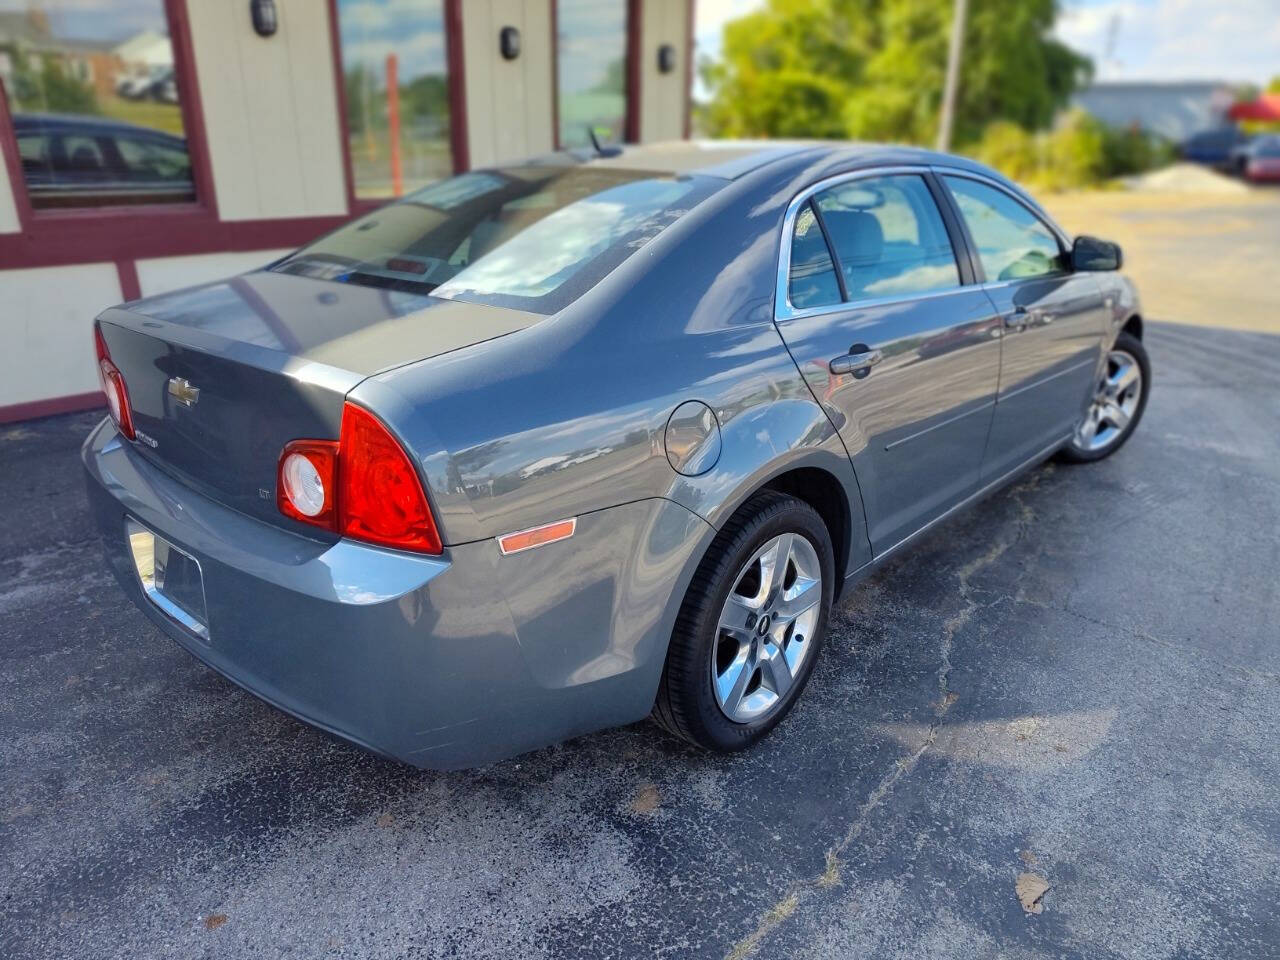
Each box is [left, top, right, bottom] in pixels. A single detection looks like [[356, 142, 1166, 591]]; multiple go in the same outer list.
[[167, 377, 201, 407]]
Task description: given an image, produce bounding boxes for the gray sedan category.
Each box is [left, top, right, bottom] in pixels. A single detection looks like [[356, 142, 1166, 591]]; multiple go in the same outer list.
[[83, 141, 1149, 769]]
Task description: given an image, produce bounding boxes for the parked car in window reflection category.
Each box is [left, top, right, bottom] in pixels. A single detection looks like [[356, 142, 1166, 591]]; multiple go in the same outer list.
[[14, 113, 194, 208]]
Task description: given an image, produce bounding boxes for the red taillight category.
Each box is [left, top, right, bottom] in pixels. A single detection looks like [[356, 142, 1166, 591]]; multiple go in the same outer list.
[[276, 402, 443, 555], [94, 325, 135, 441], [338, 403, 442, 553]]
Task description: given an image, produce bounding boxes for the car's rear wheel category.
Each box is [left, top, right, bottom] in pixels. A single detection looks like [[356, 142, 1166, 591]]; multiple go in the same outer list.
[[1060, 331, 1150, 463], [653, 491, 834, 751]]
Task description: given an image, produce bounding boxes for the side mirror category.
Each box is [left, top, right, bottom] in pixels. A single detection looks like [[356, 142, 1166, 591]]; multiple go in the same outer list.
[[1071, 235, 1122, 272]]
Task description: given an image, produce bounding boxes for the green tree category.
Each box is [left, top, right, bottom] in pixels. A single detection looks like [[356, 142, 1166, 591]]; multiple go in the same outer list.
[[11, 53, 99, 115], [1268, 75, 1280, 94], [702, 0, 1091, 145]]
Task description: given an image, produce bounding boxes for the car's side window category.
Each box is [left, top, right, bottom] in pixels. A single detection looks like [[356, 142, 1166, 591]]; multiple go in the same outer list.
[[787, 200, 843, 309], [17, 134, 52, 179], [813, 175, 960, 301], [55, 135, 110, 178], [115, 135, 193, 183], [943, 176, 1065, 282]]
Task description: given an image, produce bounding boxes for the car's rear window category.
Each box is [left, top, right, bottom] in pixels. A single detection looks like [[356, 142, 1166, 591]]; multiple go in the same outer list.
[[270, 166, 719, 313]]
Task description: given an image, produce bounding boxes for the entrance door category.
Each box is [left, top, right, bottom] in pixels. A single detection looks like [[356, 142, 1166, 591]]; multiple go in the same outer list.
[[775, 171, 1003, 555]]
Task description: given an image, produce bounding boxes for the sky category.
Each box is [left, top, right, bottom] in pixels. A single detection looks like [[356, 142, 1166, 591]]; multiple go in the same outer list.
[[694, 0, 1280, 99], [0, 0, 166, 44]]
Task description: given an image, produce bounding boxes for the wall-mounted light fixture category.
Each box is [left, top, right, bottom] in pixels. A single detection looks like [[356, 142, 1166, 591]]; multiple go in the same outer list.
[[250, 0, 278, 38], [500, 26, 521, 60], [657, 43, 677, 74]]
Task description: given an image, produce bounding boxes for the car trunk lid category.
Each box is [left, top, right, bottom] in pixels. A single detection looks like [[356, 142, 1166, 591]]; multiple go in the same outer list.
[[97, 270, 543, 530]]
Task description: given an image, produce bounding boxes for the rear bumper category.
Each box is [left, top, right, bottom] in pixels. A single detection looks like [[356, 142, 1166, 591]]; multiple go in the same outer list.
[[82, 419, 711, 769]]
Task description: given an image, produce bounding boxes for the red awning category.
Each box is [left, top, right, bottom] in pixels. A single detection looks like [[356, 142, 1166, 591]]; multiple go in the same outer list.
[[1229, 95, 1280, 122]]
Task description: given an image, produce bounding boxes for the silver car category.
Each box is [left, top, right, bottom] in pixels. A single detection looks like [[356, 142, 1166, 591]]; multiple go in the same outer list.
[[83, 141, 1149, 768]]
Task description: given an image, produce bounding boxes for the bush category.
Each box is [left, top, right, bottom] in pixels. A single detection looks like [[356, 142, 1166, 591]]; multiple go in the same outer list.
[[1101, 125, 1176, 175], [12, 57, 99, 115], [973, 121, 1039, 183], [970, 108, 1171, 190], [1046, 109, 1106, 188]]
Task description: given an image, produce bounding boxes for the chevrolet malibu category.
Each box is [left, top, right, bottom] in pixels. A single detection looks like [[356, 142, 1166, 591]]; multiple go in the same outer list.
[[84, 141, 1149, 769]]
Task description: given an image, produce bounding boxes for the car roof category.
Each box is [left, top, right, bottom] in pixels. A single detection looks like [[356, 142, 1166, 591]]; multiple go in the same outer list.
[[580, 139, 991, 181], [11, 112, 184, 141], [582, 140, 830, 179]]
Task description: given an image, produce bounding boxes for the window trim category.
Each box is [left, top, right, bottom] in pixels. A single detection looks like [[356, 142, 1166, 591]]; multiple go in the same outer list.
[[0, 0, 218, 230], [933, 167, 1073, 287], [775, 165, 974, 322], [625, 0, 641, 143], [806, 198, 849, 302]]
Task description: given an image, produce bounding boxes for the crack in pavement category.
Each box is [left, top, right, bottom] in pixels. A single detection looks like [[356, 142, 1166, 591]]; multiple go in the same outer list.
[[721, 473, 1048, 959], [1024, 596, 1280, 686]]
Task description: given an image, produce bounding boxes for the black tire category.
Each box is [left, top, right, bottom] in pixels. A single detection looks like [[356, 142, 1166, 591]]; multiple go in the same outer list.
[[653, 490, 835, 752], [1058, 330, 1151, 464]]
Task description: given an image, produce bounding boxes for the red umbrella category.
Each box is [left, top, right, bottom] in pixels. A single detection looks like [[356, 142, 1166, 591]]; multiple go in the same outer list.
[[1228, 94, 1280, 122]]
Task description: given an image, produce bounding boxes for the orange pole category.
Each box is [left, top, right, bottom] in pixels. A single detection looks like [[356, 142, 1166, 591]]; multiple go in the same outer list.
[[386, 53, 402, 197]]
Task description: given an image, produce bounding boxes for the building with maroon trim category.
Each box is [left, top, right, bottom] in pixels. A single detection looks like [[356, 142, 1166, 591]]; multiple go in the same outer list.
[[0, 0, 694, 423]]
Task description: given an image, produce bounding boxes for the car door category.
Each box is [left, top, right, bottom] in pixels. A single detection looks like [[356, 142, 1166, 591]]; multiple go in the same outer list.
[[939, 174, 1107, 481], [775, 170, 1002, 555]]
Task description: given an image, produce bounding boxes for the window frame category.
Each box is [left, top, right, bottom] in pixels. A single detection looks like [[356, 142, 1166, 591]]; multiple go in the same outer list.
[[325, 0, 469, 216], [550, 0, 639, 151], [0, 0, 219, 243], [933, 168, 1073, 287], [774, 166, 978, 322]]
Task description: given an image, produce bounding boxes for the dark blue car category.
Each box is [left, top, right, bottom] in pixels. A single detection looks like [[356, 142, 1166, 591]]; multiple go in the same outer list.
[[1181, 126, 1248, 168], [13, 113, 193, 208]]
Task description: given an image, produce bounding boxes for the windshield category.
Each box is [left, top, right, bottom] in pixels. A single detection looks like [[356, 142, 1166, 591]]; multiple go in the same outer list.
[[270, 166, 718, 313]]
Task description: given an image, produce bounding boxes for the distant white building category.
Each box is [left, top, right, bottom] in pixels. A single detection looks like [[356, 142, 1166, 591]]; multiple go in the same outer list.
[[113, 29, 173, 71], [1072, 81, 1237, 143]]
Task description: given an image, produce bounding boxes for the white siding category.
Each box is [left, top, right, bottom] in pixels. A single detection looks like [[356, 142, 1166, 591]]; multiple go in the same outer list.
[[639, 0, 690, 144], [0, 139, 19, 233], [0, 264, 121, 406], [186, 0, 347, 221], [135, 250, 296, 298], [463, 0, 555, 167]]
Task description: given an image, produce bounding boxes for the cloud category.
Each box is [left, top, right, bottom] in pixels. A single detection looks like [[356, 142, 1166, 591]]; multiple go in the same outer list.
[[694, 0, 764, 51], [0, 0, 167, 44], [692, 0, 765, 99], [1055, 0, 1280, 87]]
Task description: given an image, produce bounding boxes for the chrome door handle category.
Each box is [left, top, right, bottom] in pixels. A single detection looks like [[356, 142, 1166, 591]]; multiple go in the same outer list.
[[829, 348, 883, 376]]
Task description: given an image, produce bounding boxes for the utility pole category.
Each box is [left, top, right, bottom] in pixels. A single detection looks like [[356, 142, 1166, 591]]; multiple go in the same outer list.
[[936, 0, 968, 151]]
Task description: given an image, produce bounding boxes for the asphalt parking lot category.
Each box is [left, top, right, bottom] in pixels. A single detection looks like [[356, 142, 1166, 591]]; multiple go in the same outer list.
[[3, 192, 1279, 959]]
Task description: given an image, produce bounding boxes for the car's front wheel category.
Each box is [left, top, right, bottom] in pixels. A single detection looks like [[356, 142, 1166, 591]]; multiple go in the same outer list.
[[1060, 331, 1150, 463], [653, 491, 834, 752]]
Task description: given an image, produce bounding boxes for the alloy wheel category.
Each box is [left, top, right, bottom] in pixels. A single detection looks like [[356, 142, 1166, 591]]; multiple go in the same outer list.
[[711, 532, 823, 723], [1075, 348, 1143, 453]]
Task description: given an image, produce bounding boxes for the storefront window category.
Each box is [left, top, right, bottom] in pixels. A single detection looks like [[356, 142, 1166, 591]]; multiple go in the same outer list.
[[337, 0, 453, 200], [556, 0, 627, 149], [0, 1, 193, 209]]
